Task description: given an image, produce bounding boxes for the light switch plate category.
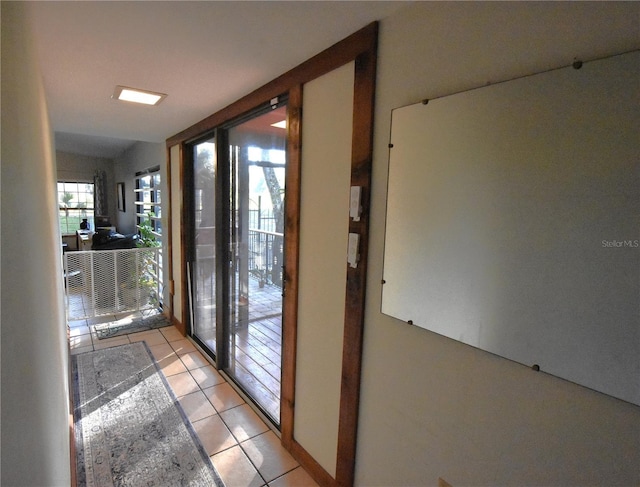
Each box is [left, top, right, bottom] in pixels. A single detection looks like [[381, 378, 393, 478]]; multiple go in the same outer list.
[[347, 233, 359, 268]]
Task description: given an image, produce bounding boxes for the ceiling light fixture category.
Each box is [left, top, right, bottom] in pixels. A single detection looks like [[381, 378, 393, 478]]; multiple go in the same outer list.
[[113, 85, 167, 106], [271, 120, 287, 129]]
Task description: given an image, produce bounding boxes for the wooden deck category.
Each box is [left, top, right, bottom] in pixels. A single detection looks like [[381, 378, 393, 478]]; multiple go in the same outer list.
[[232, 311, 282, 421]]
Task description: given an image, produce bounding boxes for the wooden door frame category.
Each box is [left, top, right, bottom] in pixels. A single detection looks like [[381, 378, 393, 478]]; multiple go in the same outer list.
[[166, 22, 378, 487]]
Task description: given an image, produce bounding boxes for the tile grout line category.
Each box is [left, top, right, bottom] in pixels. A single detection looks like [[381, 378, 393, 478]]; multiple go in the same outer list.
[[160, 330, 271, 486], [183, 359, 272, 486], [174, 343, 294, 486], [69, 324, 306, 486]]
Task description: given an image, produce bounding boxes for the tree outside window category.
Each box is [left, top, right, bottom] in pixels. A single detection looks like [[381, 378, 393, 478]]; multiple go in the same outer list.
[[58, 181, 94, 234]]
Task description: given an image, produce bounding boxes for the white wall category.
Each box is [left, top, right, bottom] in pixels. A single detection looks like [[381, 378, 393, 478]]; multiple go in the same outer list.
[[357, 2, 640, 486], [1, 2, 71, 485], [295, 62, 354, 476]]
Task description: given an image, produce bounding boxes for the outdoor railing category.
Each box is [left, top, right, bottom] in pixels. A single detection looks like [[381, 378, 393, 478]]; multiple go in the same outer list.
[[248, 228, 283, 288], [64, 247, 161, 321]]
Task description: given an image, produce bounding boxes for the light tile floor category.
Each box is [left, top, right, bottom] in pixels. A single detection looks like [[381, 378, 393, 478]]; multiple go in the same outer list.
[[69, 314, 319, 487]]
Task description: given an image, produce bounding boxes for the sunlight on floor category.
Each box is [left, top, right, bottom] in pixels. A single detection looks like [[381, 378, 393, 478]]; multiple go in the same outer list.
[[69, 316, 318, 486]]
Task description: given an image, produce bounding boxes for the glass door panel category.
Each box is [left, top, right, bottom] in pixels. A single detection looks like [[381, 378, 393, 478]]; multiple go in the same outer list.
[[226, 104, 287, 423], [192, 137, 217, 354]]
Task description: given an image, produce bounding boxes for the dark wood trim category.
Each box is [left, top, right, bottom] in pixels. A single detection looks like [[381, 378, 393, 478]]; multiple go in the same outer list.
[[165, 145, 176, 329], [170, 314, 184, 332], [335, 28, 378, 487], [177, 143, 188, 335], [290, 438, 336, 487], [167, 22, 378, 148], [181, 142, 198, 337], [280, 83, 303, 448]]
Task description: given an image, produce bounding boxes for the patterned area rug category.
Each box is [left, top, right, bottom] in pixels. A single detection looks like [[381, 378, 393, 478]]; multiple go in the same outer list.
[[93, 311, 171, 339], [72, 342, 225, 487]]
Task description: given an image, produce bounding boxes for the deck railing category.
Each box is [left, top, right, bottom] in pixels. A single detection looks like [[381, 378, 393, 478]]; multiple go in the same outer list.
[[64, 247, 161, 321], [248, 228, 283, 288]]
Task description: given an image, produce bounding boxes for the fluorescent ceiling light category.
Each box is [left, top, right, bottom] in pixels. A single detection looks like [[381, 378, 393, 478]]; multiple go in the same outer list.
[[113, 85, 167, 106], [271, 120, 287, 129]]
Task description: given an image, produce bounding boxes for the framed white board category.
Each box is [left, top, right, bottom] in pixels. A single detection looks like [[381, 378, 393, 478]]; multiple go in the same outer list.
[[382, 51, 639, 405]]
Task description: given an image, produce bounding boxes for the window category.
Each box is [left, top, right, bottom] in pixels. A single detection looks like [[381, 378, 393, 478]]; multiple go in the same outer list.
[[135, 167, 163, 306], [58, 181, 94, 234], [135, 167, 162, 236]]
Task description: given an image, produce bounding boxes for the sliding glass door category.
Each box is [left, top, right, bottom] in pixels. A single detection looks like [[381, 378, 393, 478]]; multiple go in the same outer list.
[[189, 100, 287, 425], [191, 136, 217, 353]]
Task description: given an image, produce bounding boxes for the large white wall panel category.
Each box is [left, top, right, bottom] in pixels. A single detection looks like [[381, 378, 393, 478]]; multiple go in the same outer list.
[[294, 61, 355, 477], [357, 2, 640, 486], [1, 2, 71, 484]]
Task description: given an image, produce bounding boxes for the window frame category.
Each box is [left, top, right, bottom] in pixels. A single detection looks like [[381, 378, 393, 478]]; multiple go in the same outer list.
[[57, 180, 95, 235], [135, 166, 162, 238]]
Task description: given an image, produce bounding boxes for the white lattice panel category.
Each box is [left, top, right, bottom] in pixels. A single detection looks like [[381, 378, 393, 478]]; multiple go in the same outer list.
[[64, 248, 160, 321]]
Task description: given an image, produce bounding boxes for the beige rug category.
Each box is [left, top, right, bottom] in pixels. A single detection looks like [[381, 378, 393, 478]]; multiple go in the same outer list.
[[72, 342, 225, 486]]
